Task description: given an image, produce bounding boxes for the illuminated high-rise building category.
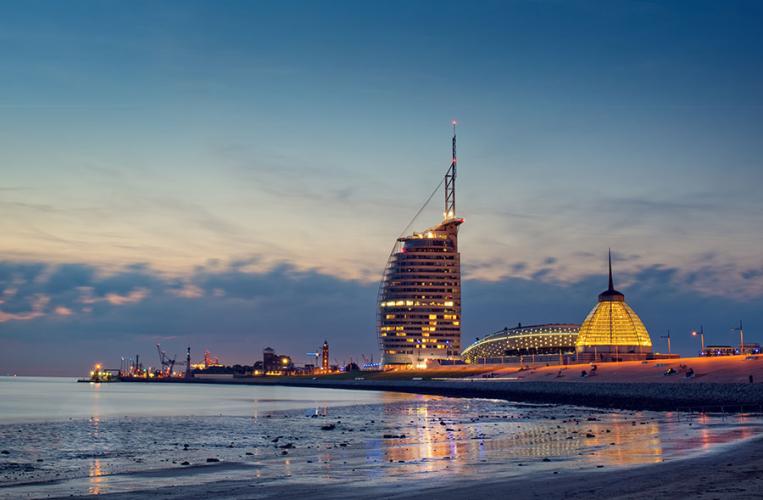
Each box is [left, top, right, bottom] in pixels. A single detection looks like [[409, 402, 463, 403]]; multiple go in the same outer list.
[[576, 251, 653, 361], [378, 124, 463, 367]]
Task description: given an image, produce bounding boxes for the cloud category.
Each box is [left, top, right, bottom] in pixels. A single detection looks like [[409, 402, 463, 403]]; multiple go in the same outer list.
[[1, 256, 762, 376], [54, 306, 73, 316], [105, 288, 150, 305]]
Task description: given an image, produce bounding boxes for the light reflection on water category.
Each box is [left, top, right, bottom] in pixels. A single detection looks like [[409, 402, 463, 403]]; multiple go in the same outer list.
[[1, 378, 762, 498], [376, 401, 670, 474], [88, 459, 103, 495]]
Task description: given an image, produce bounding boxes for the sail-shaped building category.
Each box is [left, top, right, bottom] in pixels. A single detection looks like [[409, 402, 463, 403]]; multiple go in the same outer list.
[[378, 125, 463, 367]]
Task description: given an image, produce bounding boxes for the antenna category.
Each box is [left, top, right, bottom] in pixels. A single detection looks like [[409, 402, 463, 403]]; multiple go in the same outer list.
[[444, 120, 457, 219]]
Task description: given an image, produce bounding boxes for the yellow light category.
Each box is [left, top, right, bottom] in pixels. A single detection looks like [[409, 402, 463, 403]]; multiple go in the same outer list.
[[576, 300, 652, 348]]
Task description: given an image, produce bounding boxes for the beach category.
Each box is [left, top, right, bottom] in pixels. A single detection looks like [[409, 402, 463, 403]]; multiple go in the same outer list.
[[76, 433, 763, 499], [2, 376, 763, 499]]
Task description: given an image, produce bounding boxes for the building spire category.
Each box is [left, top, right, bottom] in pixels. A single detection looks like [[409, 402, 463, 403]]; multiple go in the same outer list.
[[608, 248, 614, 291], [598, 248, 624, 302], [444, 120, 457, 219]]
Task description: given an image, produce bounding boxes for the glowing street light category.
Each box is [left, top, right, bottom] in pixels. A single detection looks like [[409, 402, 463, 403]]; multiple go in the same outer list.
[[731, 320, 744, 354], [691, 325, 705, 353]]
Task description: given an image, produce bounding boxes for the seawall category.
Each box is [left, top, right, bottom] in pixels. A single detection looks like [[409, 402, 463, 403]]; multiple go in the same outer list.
[[122, 376, 763, 412]]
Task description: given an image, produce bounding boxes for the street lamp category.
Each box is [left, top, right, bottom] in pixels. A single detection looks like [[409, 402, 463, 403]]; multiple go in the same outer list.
[[691, 325, 705, 354], [731, 320, 744, 354], [660, 330, 672, 354]]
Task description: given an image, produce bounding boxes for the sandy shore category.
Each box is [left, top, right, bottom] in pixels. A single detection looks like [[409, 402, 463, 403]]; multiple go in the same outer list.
[[65, 434, 763, 499]]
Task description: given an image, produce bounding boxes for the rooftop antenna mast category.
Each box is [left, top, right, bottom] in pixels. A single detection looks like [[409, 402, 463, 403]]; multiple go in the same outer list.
[[444, 120, 457, 219]]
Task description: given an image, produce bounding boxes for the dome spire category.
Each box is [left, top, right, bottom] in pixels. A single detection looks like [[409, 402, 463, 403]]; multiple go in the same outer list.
[[598, 249, 624, 302], [608, 248, 614, 291]]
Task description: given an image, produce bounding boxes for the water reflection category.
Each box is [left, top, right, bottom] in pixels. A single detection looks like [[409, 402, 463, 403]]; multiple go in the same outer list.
[[88, 459, 104, 495], [375, 399, 673, 472]]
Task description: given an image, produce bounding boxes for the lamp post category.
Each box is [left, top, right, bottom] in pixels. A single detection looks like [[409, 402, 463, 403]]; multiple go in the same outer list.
[[731, 320, 744, 354], [691, 325, 705, 354], [661, 330, 672, 354]]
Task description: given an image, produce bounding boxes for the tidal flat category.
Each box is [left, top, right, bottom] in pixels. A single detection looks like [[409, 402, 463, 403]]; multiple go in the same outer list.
[[1, 377, 761, 499]]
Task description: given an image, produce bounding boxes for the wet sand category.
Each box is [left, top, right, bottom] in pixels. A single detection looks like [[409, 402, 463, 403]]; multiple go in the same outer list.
[[4, 376, 762, 499], [65, 434, 763, 499], [5, 393, 759, 499]]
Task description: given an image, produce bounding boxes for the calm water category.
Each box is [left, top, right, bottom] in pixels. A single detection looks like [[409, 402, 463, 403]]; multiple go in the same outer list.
[[1, 377, 761, 498], [0, 377, 399, 423]]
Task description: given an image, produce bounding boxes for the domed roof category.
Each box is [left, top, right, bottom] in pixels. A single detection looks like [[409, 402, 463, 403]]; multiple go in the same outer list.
[[576, 300, 652, 348], [576, 251, 652, 349]]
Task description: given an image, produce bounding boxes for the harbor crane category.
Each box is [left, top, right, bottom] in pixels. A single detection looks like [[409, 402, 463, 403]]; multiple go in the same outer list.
[[156, 344, 178, 377]]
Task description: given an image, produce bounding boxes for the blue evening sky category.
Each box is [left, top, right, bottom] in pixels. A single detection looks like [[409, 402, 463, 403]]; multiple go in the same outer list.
[[1, 1, 762, 373]]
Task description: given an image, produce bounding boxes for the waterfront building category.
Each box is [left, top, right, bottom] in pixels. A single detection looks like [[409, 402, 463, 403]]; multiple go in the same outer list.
[[576, 252, 653, 361], [462, 323, 580, 364], [262, 347, 293, 375], [378, 125, 463, 367]]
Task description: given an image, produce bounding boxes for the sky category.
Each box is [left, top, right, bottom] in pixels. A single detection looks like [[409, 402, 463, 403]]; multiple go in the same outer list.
[[1, 0, 762, 375]]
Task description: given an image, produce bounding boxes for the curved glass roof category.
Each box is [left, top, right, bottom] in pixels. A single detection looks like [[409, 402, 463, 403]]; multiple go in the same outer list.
[[576, 300, 652, 348]]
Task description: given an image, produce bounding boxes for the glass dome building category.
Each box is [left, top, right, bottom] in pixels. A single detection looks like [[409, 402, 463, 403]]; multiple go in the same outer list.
[[462, 323, 580, 364], [576, 252, 653, 361]]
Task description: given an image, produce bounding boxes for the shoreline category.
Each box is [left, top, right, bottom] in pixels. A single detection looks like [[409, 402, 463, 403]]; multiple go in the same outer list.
[[121, 376, 763, 413]]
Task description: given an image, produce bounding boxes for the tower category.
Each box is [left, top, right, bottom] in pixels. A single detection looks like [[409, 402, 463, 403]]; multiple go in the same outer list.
[[184, 346, 193, 379], [322, 340, 329, 372], [378, 124, 464, 367]]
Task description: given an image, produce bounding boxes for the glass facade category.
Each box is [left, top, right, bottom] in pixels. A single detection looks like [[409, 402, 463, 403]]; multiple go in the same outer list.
[[462, 324, 579, 364], [378, 218, 462, 366], [576, 300, 652, 349]]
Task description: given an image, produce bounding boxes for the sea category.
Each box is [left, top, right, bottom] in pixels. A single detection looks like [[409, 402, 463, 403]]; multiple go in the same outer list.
[[1, 376, 761, 498]]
